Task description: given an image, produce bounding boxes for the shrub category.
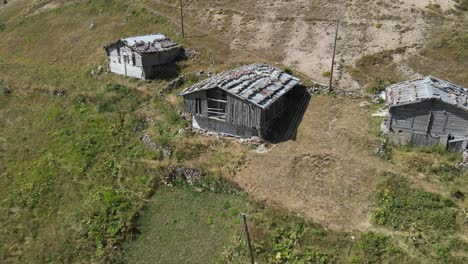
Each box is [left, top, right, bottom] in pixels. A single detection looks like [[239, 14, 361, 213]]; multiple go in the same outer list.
[[283, 67, 293, 75], [367, 77, 394, 94], [450, 189, 465, 200], [375, 22, 382, 29], [322, 70, 330, 77], [85, 188, 138, 255]]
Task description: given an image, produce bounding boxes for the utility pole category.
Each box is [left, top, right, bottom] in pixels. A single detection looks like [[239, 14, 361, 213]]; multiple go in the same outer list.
[[329, 19, 339, 92], [242, 214, 255, 264], [180, 0, 185, 38]]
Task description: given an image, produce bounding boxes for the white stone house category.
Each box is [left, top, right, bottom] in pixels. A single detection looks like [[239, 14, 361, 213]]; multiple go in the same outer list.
[[104, 34, 181, 80]]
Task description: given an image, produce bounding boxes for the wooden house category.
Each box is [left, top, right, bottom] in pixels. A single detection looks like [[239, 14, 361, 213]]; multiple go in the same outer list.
[[178, 64, 300, 138], [385, 76, 468, 151], [104, 34, 181, 80]]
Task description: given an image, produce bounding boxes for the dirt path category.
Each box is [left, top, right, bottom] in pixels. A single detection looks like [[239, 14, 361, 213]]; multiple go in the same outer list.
[[231, 96, 389, 230]]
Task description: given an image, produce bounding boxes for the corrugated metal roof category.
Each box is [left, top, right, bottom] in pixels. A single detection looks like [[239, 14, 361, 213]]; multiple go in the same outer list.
[[386, 76, 468, 110], [179, 64, 300, 109], [122, 34, 166, 45], [105, 34, 180, 54]]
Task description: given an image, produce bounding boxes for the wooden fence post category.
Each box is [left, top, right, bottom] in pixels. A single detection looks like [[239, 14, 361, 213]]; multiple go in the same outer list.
[[242, 213, 255, 264], [180, 0, 185, 38]]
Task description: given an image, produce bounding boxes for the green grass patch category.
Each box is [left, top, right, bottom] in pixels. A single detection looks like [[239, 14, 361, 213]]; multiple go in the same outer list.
[[373, 174, 457, 231], [123, 186, 246, 264], [221, 204, 413, 264]]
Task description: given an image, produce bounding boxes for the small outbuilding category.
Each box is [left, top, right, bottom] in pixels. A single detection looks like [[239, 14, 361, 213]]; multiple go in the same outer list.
[[104, 34, 181, 80], [178, 64, 300, 138], [386, 76, 468, 151]]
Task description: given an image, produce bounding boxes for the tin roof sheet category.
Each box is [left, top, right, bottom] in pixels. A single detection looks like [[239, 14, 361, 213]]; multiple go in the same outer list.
[[179, 64, 300, 109], [105, 34, 180, 54], [386, 76, 468, 110]]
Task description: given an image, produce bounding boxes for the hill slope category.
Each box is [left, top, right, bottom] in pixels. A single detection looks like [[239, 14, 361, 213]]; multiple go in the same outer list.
[[0, 0, 467, 263]]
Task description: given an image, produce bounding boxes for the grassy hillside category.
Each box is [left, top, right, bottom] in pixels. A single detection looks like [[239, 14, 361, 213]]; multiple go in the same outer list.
[[0, 0, 467, 263], [0, 0, 242, 262]]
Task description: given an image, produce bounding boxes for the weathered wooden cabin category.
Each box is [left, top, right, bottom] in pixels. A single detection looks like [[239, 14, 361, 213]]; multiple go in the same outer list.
[[178, 64, 300, 138], [386, 76, 468, 151], [104, 34, 181, 80]]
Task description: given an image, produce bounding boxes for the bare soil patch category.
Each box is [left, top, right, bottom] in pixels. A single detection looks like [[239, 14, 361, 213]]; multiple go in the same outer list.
[[149, 0, 460, 89], [231, 96, 389, 230]]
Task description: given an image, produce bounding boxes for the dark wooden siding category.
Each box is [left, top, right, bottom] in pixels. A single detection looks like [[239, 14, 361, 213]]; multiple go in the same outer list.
[[390, 100, 468, 138], [184, 88, 262, 128], [226, 94, 262, 128], [182, 87, 297, 137], [183, 90, 207, 117]]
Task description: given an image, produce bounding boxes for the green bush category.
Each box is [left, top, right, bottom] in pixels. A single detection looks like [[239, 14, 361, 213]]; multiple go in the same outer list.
[[322, 71, 331, 77], [85, 188, 138, 255], [283, 67, 293, 75], [367, 77, 395, 94], [356, 233, 400, 262]]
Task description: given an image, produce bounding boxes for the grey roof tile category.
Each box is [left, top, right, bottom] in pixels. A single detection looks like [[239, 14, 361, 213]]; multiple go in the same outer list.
[[179, 64, 300, 109]]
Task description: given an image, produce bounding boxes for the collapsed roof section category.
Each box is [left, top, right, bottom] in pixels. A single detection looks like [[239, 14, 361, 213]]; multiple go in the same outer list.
[[179, 64, 300, 109], [104, 34, 180, 54], [386, 76, 468, 110]]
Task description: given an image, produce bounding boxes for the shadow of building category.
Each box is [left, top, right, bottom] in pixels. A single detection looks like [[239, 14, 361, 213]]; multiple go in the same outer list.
[[264, 85, 311, 143]]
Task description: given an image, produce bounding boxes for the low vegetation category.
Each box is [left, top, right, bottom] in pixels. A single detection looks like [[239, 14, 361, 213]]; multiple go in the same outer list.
[[408, 30, 468, 86], [374, 174, 458, 231], [348, 49, 405, 94]]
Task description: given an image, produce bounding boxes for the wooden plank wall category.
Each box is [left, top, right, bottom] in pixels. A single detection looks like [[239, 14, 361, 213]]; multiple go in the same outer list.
[[226, 94, 262, 128], [390, 100, 468, 138]]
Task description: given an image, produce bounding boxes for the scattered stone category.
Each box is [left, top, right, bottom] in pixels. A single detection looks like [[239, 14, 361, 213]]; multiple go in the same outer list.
[[177, 128, 186, 136], [256, 143, 272, 153], [140, 134, 158, 151], [53, 90, 66, 97], [380, 122, 390, 135], [165, 75, 185, 92], [457, 150, 468, 169], [372, 107, 388, 117], [163, 164, 204, 186], [183, 49, 200, 59], [308, 83, 330, 95], [140, 133, 172, 158], [89, 22, 96, 30], [359, 101, 371, 108], [239, 136, 264, 147], [2, 86, 12, 95]]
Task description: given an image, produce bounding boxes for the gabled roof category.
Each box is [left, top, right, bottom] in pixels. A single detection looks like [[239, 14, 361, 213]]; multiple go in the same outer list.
[[104, 34, 180, 54], [386, 76, 468, 110], [178, 64, 300, 109]]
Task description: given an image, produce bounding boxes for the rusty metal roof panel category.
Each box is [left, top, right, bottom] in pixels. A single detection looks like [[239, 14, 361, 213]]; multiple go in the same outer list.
[[179, 64, 300, 109], [385, 76, 468, 110], [105, 34, 180, 54]]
